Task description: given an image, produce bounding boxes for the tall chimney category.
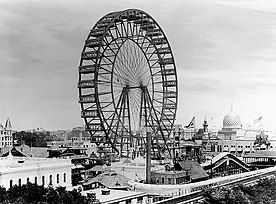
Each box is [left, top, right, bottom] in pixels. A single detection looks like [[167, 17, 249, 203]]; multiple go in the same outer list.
[[146, 131, 151, 184]]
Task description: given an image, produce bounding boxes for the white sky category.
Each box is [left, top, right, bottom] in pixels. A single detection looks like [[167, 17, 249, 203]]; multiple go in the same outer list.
[[0, 0, 276, 131]]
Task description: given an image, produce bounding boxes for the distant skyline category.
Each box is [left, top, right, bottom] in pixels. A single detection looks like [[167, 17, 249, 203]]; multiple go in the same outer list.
[[1, 0, 276, 131]]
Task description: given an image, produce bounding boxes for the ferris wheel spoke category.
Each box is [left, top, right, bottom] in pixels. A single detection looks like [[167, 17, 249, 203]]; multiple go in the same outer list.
[[145, 49, 157, 61], [100, 101, 114, 109], [126, 39, 143, 73], [134, 49, 148, 75], [127, 20, 134, 37], [129, 21, 135, 38], [120, 42, 138, 77], [125, 43, 141, 81], [115, 62, 137, 84], [111, 24, 122, 40], [120, 22, 127, 37], [115, 24, 123, 39], [131, 43, 141, 71], [102, 54, 134, 83], [133, 42, 146, 75], [135, 67, 151, 83], [133, 21, 139, 38], [115, 46, 137, 80]]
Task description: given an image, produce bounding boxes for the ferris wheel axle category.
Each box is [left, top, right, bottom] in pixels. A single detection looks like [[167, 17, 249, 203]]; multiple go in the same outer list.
[[123, 85, 147, 90]]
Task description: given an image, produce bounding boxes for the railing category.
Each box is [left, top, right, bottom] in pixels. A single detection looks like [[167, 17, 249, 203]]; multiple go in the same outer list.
[[152, 166, 276, 204]]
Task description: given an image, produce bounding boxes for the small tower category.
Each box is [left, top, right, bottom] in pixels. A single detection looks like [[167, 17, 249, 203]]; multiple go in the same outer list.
[[5, 118, 12, 130], [203, 118, 208, 133], [202, 118, 209, 140]]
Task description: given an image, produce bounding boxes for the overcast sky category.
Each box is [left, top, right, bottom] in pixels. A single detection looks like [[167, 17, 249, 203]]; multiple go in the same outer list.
[[1, 0, 276, 131]]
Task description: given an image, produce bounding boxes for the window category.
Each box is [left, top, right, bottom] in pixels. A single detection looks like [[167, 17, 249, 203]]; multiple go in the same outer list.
[[63, 173, 66, 182], [49, 175, 52, 185], [18, 179, 21, 186], [10, 180, 13, 188], [42, 176, 45, 186], [35, 177, 37, 184], [57, 174, 59, 184], [168, 178, 171, 184], [27, 178, 29, 183]]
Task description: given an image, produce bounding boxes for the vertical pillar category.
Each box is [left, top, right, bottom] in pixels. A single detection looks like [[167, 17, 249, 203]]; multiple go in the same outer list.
[[146, 132, 151, 184]]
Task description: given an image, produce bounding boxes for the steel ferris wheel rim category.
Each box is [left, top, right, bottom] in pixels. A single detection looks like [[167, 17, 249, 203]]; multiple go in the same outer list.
[[78, 9, 178, 157]]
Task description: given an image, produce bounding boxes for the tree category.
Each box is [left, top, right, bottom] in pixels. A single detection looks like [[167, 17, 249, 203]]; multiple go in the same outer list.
[[0, 186, 8, 203], [13, 131, 49, 147], [1, 183, 90, 204], [201, 177, 276, 204]]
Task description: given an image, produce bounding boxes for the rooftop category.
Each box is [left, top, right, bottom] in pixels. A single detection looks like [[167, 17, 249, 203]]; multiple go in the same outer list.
[[88, 165, 111, 172], [81, 189, 147, 204], [243, 150, 276, 158], [177, 160, 208, 180], [83, 171, 130, 188], [0, 154, 72, 173], [1, 145, 49, 158]]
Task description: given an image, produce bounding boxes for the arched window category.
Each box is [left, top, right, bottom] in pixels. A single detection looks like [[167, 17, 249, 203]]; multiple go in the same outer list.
[[35, 177, 37, 184], [42, 176, 45, 186], [57, 174, 59, 184], [27, 177, 29, 183], [63, 173, 66, 182], [49, 175, 52, 185], [18, 179, 21, 186], [10, 180, 13, 188]]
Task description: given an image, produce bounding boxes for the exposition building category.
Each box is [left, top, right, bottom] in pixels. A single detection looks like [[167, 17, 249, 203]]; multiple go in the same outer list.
[[203, 105, 266, 157], [0, 118, 13, 149], [0, 152, 72, 189]]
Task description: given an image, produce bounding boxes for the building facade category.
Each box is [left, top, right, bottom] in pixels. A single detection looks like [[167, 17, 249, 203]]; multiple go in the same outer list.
[[201, 105, 259, 157], [0, 153, 72, 189], [0, 118, 13, 149]]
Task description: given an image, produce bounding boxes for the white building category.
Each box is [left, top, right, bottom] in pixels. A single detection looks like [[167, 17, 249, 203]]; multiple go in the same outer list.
[[0, 153, 72, 189], [0, 118, 13, 149], [216, 105, 259, 155]]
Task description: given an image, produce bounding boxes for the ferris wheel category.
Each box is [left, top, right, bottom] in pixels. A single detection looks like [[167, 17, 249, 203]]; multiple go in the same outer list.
[[78, 9, 178, 158]]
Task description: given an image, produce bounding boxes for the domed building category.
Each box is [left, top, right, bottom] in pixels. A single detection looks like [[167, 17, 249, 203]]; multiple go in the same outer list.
[[222, 104, 242, 130], [218, 105, 243, 141], [202, 104, 270, 157], [217, 105, 258, 156]]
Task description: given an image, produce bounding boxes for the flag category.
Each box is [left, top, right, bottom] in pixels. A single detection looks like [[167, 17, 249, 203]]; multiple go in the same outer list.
[[254, 116, 262, 123], [185, 116, 195, 128]]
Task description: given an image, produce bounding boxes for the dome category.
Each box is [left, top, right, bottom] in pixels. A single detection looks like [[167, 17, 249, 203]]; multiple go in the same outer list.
[[223, 104, 242, 129]]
